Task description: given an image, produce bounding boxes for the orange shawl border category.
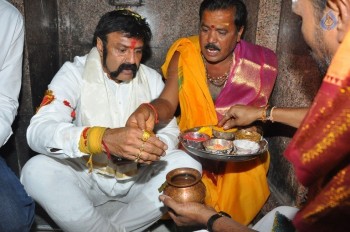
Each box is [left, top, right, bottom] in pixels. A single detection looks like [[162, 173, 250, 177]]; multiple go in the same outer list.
[[161, 36, 219, 131]]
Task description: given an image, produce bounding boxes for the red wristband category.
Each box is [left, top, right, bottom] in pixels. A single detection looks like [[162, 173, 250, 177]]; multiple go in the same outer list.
[[142, 103, 159, 124], [102, 141, 111, 160]]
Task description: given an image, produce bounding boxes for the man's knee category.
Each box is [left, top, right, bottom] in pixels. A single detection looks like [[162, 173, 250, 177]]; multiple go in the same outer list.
[[164, 150, 202, 172], [20, 155, 53, 197]]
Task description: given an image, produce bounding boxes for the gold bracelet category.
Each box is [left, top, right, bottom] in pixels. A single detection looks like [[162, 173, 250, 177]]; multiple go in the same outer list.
[[261, 105, 269, 123]]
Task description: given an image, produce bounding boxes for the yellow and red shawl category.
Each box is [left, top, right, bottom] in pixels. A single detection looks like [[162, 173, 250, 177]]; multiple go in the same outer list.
[[285, 31, 350, 232], [162, 36, 278, 224]]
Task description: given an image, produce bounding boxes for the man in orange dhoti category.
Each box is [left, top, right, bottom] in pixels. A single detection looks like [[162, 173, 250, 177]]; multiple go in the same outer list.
[[127, 0, 278, 225], [155, 0, 350, 231]]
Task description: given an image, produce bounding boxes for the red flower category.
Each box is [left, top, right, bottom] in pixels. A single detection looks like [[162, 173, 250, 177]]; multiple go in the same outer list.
[[36, 90, 55, 113], [63, 100, 75, 120]]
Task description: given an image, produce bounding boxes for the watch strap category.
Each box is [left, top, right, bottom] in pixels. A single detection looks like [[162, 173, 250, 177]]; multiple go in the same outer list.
[[207, 211, 231, 232]]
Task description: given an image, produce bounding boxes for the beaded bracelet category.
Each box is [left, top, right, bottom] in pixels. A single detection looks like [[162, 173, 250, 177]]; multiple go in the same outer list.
[[141, 103, 159, 124]]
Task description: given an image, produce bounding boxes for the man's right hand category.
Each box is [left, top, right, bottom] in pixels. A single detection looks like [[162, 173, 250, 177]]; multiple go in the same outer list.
[[218, 105, 262, 129], [159, 195, 216, 227], [159, 195, 255, 232], [126, 104, 156, 132], [102, 127, 167, 164]]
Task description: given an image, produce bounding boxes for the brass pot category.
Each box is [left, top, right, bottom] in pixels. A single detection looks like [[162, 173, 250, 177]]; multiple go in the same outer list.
[[163, 168, 206, 203]]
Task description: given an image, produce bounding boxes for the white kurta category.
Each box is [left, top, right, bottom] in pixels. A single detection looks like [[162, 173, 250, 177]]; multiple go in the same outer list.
[[0, 0, 24, 147], [21, 49, 201, 232]]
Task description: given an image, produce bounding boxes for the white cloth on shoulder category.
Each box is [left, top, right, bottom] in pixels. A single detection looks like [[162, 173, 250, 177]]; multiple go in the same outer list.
[[80, 47, 152, 128]]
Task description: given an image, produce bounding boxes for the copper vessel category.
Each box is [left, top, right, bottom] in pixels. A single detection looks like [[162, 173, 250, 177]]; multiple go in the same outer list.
[[163, 168, 206, 203]]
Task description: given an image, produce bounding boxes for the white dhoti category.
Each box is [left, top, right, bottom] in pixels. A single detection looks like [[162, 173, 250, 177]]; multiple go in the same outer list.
[[21, 150, 201, 232], [22, 48, 202, 232]]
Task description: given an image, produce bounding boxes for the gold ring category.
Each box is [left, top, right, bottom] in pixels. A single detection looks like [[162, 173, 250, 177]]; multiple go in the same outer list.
[[141, 130, 151, 142], [134, 150, 142, 163]]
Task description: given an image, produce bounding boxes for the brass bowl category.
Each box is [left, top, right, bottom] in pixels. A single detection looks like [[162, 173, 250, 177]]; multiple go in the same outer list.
[[163, 168, 206, 203], [212, 126, 237, 140], [235, 129, 262, 142]]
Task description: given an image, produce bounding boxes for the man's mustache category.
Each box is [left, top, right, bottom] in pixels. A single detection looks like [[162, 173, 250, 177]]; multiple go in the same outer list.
[[204, 43, 220, 51], [110, 63, 138, 79]]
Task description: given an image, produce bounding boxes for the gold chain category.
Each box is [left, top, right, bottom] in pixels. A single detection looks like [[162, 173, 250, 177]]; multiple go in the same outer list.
[[207, 73, 229, 86], [202, 55, 232, 87]]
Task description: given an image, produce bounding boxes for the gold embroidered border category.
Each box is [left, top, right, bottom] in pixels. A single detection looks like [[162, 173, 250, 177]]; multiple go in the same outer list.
[[303, 169, 350, 221], [300, 86, 350, 164], [301, 108, 350, 163]]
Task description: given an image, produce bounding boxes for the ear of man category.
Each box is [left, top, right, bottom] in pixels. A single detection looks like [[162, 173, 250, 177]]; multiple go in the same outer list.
[[237, 26, 244, 42], [96, 37, 103, 56], [327, 0, 350, 43]]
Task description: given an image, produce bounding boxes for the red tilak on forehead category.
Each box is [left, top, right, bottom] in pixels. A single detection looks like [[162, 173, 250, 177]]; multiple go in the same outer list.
[[211, 25, 215, 29], [131, 39, 137, 49]]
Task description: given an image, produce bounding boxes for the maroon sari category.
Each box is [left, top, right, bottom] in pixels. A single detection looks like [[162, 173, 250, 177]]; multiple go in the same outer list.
[[284, 31, 350, 232]]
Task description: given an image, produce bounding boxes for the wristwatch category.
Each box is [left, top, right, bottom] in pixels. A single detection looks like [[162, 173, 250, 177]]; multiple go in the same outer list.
[[207, 211, 231, 232]]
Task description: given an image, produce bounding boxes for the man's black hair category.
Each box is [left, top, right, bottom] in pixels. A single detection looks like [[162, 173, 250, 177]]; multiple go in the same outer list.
[[199, 0, 247, 30], [92, 9, 152, 62], [92, 9, 152, 46]]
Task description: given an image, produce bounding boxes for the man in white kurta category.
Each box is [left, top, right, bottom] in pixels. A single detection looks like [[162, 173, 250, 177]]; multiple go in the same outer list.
[[21, 9, 201, 232], [0, 0, 35, 231]]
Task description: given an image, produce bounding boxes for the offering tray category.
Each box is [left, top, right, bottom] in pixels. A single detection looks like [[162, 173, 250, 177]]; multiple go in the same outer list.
[[180, 127, 268, 162]]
